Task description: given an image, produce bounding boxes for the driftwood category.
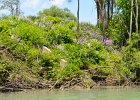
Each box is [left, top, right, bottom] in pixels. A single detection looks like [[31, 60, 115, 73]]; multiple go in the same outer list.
[[49, 80, 61, 91], [0, 87, 23, 92]]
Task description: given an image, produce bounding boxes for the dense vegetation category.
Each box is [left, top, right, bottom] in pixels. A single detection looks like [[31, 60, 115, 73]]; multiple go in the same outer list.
[[0, 0, 140, 89]]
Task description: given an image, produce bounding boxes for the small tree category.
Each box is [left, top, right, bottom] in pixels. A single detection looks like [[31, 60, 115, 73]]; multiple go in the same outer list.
[[0, 0, 20, 15], [50, 0, 80, 33], [63, 0, 80, 33]]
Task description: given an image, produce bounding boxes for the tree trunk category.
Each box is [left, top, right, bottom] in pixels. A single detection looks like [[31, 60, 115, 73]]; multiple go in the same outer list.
[[15, 0, 20, 15], [103, 2, 107, 32], [77, 0, 80, 33], [135, 0, 138, 33], [10, 5, 14, 15], [96, 0, 100, 24], [107, 0, 110, 21], [95, 0, 106, 41], [111, 0, 114, 18], [129, 0, 133, 41], [98, 0, 103, 25]]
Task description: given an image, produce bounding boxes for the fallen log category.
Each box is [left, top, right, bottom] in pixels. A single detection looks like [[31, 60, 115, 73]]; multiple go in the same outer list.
[[0, 87, 23, 93]]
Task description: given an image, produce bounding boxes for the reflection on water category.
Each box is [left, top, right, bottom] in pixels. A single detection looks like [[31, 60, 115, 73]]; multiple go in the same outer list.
[[0, 88, 140, 100]]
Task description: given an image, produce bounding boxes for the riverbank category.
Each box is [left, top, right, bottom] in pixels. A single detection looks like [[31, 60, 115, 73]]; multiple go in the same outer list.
[[0, 75, 139, 93], [0, 85, 138, 93], [1, 12, 140, 94]]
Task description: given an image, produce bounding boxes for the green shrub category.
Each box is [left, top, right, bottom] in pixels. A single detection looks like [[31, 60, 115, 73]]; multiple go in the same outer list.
[[47, 25, 75, 45], [38, 6, 76, 21], [14, 22, 47, 46]]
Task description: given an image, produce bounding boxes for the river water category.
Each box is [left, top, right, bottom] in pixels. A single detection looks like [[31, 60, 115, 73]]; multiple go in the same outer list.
[[0, 88, 140, 100]]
